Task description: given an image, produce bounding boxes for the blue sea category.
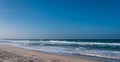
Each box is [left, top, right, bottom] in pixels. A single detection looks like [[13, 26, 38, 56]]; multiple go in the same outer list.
[[0, 39, 120, 62]]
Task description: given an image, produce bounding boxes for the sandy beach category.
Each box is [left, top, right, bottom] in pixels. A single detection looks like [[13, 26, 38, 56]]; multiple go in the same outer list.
[[0, 45, 101, 62]]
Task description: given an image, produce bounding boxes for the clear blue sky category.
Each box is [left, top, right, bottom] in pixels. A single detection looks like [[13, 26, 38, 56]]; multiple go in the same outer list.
[[0, 0, 120, 39]]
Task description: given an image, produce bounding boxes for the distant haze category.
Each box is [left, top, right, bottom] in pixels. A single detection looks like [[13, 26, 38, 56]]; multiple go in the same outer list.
[[0, 0, 120, 39]]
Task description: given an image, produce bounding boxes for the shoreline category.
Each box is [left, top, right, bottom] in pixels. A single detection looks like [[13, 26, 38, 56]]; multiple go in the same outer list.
[[0, 45, 101, 62]]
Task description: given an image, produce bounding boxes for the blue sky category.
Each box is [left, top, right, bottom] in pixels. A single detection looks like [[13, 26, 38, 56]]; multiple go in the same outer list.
[[0, 0, 120, 39]]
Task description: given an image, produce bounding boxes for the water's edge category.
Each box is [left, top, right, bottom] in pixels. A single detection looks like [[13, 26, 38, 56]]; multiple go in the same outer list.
[[0, 39, 120, 62], [2, 44, 120, 62]]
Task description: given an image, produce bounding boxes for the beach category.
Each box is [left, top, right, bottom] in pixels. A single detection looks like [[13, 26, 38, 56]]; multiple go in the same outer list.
[[0, 45, 100, 62]]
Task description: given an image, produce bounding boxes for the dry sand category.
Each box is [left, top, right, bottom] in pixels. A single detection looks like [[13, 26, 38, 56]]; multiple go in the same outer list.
[[0, 45, 101, 62]]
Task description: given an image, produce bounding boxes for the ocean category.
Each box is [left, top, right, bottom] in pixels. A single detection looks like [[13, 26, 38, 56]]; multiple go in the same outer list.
[[0, 39, 120, 62]]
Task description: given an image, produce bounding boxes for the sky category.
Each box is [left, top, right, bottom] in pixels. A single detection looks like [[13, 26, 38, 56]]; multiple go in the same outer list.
[[0, 0, 120, 39]]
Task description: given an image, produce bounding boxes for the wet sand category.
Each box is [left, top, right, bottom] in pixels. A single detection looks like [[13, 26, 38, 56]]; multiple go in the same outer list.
[[0, 45, 101, 62]]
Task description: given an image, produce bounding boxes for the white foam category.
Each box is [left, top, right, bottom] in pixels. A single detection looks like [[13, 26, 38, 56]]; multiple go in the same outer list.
[[1, 39, 120, 46], [46, 40, 120, 46]]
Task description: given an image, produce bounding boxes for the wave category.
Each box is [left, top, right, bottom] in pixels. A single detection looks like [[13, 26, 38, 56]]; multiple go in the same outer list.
[[48, 40, 120, 46], [1, 39, 120, 46], [1, 39, 120, 51], [70, 50, 120, 60]]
